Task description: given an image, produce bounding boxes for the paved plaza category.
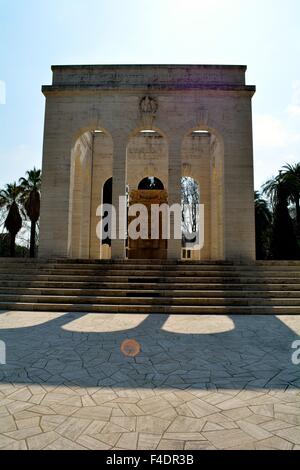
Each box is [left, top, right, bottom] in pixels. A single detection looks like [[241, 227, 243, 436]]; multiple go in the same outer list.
[[0, 312, 300, 450]]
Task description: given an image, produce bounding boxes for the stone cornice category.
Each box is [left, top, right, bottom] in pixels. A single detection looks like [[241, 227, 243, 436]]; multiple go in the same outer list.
[[42, 84, 256, 96], [51, 64, 247, 70]]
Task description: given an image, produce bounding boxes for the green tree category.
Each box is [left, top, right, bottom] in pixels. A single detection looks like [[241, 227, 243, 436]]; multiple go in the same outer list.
[[254, 191, 272, 259], [0, 183, 23, 257], [263, 173, 299, 259], [19, 168, 41, 258], [282, 163, 300, 235]]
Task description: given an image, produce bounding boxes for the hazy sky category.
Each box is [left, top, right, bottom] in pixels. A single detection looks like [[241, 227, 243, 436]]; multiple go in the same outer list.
[[1, 0, 300, 190]]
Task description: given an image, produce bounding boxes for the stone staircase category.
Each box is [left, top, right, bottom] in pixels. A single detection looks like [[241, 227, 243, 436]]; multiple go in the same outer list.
[[0, 258, 300, 314]]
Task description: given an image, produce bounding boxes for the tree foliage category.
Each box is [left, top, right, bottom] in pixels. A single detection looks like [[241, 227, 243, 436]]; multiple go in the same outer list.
[[0, 169, 42, 258], [262, 164, 300, 260]]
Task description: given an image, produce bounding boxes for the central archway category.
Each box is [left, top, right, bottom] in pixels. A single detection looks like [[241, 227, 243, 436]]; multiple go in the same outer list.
[[126, 128, 169, 260], [128, 176, 168, 259], [138, 177, 165, 190]]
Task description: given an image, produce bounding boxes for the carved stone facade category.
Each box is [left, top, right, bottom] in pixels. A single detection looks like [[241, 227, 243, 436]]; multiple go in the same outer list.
[[39, 65, 256, 261]]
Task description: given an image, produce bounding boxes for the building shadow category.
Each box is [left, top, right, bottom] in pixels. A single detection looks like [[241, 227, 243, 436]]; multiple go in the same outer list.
[[0, 311, 299, 391]]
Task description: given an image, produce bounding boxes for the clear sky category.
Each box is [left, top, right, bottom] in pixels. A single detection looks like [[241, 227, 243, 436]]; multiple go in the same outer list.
[[1, 0, 300, 190]]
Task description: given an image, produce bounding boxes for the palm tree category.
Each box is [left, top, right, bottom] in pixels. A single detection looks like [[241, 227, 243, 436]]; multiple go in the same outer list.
[[19, 168, 41, 258], [0, 183, 23, 257], [262, 174, 299, 259], [254, 191, 272, 259], [282, 163, 300, 233], [262, 172, 283, 206]]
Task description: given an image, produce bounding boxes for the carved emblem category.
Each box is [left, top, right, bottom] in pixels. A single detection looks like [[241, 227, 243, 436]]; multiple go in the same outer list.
[[139, 96, 158, 129], [140, 96, 158, 115]]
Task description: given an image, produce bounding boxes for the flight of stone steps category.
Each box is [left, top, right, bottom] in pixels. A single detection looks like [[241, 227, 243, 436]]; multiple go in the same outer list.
[[0, 258, 300, 314]]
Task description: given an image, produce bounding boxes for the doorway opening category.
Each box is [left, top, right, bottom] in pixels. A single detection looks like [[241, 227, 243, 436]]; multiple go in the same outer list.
[[128, 176, 168, 259]]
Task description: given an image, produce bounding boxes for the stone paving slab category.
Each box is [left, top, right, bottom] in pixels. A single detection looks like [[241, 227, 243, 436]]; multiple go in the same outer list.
[[0, 311, 300, 450]]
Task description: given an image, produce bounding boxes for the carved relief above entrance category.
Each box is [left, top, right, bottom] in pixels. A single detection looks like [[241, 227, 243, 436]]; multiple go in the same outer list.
[[139, 96, 158, 129]]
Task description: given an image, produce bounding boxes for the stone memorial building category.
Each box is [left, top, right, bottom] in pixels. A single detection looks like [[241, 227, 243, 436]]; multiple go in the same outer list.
[[39, 65, 256, 261]]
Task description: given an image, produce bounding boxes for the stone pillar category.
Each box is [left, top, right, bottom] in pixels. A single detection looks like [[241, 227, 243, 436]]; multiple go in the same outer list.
[[39, 100, 73, 258], [200, 177, 211, 260], [210, 138, 225, 261], [89, 173, 103, 260], [79, 155, 92, 258], [68, 152, 81, 258], [167, 138, 182, 259], [223, 101, 255, 262], [111, 134, 127, 259]]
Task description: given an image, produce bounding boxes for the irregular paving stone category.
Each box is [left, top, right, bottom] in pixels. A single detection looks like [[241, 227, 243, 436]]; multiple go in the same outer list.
[[28, 405, 55, 415], [72, 406, 111, 421], [6, 401, 32, 414], [261, 419, 294, 432], [93, 432, 121, 447], [274, 404, 300, 416], [205, 413, 239, 430], [76, 434, 110, 450], [185, 441, 216, 450], [275, 413, 300, 426], [152, 407, 178, 421], [275, 426, 300, 445], [0, 406, 10, 418], [29, 394, 46, 405], [7, 388, 32, 402], [16, 417, 40, 430], [230, 443, 256, 450], [101, 422, 132, 434], [0, 435, 18, 449], [249, 404, 274, 417], [236, 420, 273, 440], [163, 433, 205, 441], [202, 422, 224, 432], [3, 440, 27, 450], [202, 429, 255, 449], [45, 436, 88, 450], [136, 416, 170, 434], [81, 395, 96, 407], [5, 426, 43, 440], [111, 408, 126, 417], [167, 416, 206, 433], [137, 433, 161, 450], [27, 431, 58, 450], [118, 403, 144, 416], [157, 439, 185, 450], [40, 415, 67, 432], [83, 420, 107, 435], [55, 417, 91, 441], [222, 407, 253, 421], [216, 397, 247, 411], [176, 403, 196, 418], [0, 415, 17, 433], [186, 399, 219, 418], [256, 436, 293, 450], [117, 432, 138, 450], [138, 397, 174, 415], [244, 414, 272, 425], [110, 417, 136, 431]]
